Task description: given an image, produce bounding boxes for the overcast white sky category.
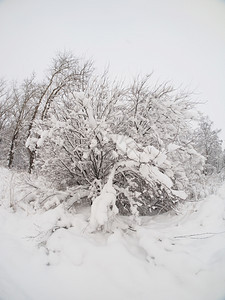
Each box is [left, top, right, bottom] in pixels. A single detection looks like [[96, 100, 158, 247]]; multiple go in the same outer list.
[[0, 0, 225, 139]]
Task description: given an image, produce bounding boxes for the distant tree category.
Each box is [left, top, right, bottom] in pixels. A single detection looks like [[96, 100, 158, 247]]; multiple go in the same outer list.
[[0, 78, 11, 132], [7, 75, 38, 169], [193, 116, 224, 174], [0, 79, 17, 165]]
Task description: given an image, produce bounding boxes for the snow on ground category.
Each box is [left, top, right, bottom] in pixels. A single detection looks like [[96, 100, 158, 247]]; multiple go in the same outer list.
[[0, 167, 225, 300]]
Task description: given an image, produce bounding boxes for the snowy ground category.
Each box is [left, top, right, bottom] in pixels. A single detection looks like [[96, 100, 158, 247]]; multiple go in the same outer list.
[[0, 167, 225, 300]]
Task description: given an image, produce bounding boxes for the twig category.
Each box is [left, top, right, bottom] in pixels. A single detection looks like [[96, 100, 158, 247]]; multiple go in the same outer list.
[[174, 230, 225, 239]]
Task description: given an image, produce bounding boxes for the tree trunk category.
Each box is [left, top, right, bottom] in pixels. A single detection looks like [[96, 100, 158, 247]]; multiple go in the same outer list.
[[28, 148, 36, 173], [8, 130, 18, 169]]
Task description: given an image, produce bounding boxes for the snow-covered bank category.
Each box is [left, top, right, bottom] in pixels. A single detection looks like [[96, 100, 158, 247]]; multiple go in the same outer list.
[[0, 168, 225, 300]]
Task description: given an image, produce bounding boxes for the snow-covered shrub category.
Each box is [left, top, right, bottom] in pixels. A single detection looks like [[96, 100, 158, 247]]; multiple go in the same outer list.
[[29, 82, 205, 230], [1, 55, 214, 231]]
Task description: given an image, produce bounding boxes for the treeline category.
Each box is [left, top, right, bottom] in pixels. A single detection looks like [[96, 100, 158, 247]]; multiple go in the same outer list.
[[0, 52, 224, 228]]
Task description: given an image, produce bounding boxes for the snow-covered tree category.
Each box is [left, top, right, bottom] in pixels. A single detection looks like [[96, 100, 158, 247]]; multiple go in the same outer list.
[[193, 116, 224, 174], [26, 52, 93, 172], [115, 76, 205, 197], [0, 79, 29, 167], [6, 76, 39, 169], [32, 78, 205, 230]]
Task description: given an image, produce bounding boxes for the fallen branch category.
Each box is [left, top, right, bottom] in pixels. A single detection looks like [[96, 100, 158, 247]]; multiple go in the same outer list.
[[174, 230, 225, 239]]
